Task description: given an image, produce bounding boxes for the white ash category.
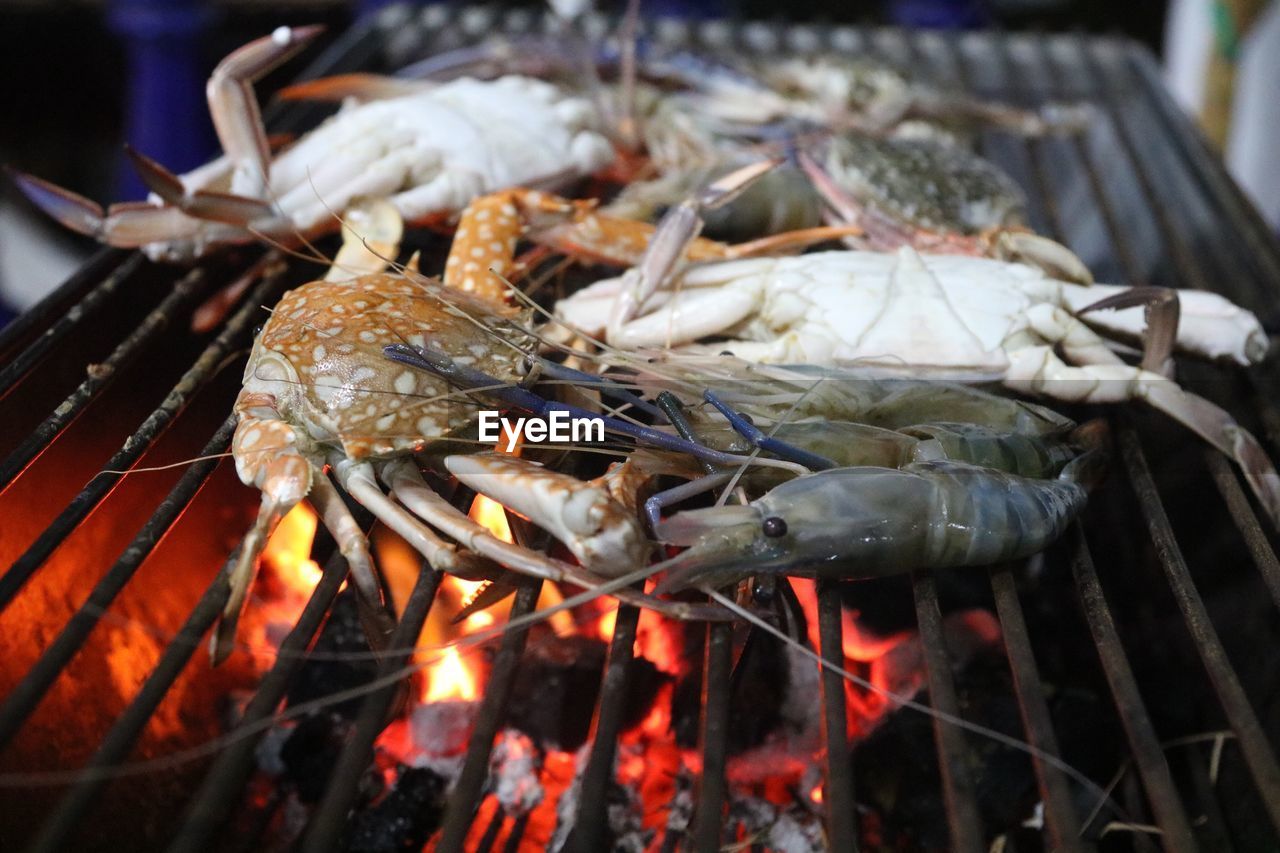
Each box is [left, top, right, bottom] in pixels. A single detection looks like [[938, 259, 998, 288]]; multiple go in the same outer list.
[[548, 747, 589, 853], [729, 796, 827, 853], [409, 699, 477, 758], [254, 724, 294, 776], [548, 746, 651, 853], [488, 728, 544, 815], [663, 768, 697, 837]]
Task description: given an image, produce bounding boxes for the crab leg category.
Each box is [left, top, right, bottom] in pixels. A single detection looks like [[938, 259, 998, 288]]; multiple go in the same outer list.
[[7, 170, 239, 252], [307, 475, 396, 649], [1006, 310, 1280, 526], [1061, 281, 1268, 367], [1075, 286, 1180, 376], [215, 398, 316, 663], [207, 24, 326, 198], [383, 459, 731, 621], [331, 459, 489, 580]]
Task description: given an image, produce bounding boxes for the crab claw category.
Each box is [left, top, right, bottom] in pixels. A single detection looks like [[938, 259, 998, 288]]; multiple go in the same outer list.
[[1140, 381, 1280, 528], [607, 158, 784, 337], [208, 24, 326, 192], [1077, 286, 1180, 376], [991, 230, 1094, 285], [127, 146, 277, 227], [443, 454, 652, 576], [9, 168, 107, 238]]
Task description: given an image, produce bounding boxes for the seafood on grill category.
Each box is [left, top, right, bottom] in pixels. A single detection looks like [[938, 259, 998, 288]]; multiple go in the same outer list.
[[557, 246, 1280, 525], [11, 26, 616, 261], [382, 349, 1099, 590], [800, 134, 1092, 282], [654, 458, 1092, 591], [218, 186, 829, 661], [672, 53, 1090, 139]]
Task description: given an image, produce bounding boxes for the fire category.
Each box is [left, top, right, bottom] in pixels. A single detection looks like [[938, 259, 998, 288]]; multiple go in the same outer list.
[[423, 645, 478, 703], [469, 494, 513, 543], [263, 504, 323, 594]]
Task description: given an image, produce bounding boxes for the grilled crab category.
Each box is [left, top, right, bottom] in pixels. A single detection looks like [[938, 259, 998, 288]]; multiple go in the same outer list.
[[685, 54, 1089, 138], [555, 247, 1280, 526], [800, 134, 1092, 283], [219, 185, 790, 661], [12, 26, 616, 262]]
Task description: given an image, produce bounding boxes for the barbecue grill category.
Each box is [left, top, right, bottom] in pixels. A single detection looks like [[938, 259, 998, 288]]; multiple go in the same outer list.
[[1, 6, 1279, 852]]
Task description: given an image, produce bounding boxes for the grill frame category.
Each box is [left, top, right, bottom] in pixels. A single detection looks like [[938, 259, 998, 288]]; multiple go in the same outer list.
[[0, 6, 1278, 851]]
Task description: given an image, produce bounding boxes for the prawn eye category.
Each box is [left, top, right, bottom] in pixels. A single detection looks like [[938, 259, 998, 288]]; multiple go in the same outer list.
[[762, 516, 788, 538]]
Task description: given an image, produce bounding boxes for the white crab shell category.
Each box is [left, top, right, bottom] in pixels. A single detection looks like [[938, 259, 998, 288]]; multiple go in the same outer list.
[[556, 247, 1268, 376], [261, 76, 613, 226]]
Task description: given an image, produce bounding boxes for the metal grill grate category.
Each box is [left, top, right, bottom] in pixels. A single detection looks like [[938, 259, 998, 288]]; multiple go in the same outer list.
[[1, 7, 1279, 851]]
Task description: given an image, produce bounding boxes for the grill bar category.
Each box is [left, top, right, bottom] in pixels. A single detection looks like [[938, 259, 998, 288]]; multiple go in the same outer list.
[[1203, 451, 1280, 609], [690, 619, 732, 851], [1069, 529, 1199, 852], [436, 579, 543, 853], [989, 563, 1093, 852], [0, 251, 137, 397], [0, 414, 236, 752], [297, 564, 444, 853], [912, 569, 985, 853], [564, 599, 642, 852], [0, 266, 211, 490], [816, 581, 857, 851], [0, 267, 284, 611], [164, 547, 353, 853], [1119, 426, 1280, 829], [25, 547, 237, 853]]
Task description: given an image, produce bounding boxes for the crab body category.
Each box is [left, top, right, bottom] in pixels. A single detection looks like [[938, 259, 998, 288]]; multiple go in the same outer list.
[[12, 26, 616, 261], [557, 247, 1280, 524], [238, 275, 528, 465]]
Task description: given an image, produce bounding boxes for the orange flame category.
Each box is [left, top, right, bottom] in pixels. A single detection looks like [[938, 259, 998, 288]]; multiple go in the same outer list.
[[263, 504, 323, 594], [469, 494, 513, 543], [423, 645, 478, 703]]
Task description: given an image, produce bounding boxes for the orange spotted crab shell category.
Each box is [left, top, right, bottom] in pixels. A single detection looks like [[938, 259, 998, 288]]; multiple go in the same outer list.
[[243, 273, 532, 460]]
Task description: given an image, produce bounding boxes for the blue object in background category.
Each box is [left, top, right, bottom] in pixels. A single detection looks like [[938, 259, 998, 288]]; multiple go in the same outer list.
[[107, 0, 217, 200], [640, 0, 730, 17], [888, 0, 990, 28]]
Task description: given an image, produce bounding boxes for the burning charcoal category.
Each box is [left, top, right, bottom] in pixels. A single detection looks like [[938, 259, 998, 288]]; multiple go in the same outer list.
[[549, 747, 653, 853], [851, 640, 1038, 848], [725, 628, 790, 753], [490, 728, 545, 815], [280, 711, 353, 802], [662, 768, 697, 841], [286, 588, 381, 719], [409, 699, 477, 759], [729, 796, 826, 853], [504, 635, 666, 750], [838, 571, 1001, 637], [344, 766, 448, 853]]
